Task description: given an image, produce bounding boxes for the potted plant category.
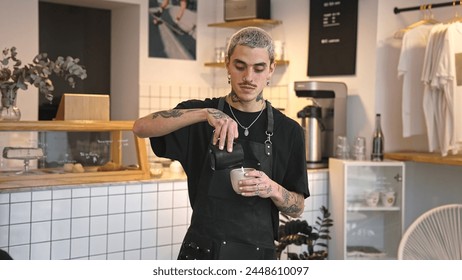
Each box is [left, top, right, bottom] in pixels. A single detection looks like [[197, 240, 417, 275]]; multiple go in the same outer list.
[[276, 205, 333, 260], [0, 46, 87, 120]]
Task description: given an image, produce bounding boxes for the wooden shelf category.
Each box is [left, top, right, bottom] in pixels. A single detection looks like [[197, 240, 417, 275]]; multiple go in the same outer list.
[[204, 60, 289, 68], [208, 19, 282, 28], [385, 151, 462, 166], [0, 120, 133, 131], [0, 121, 150, 189]]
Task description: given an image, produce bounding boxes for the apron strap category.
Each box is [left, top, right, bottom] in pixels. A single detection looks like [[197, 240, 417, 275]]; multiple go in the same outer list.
[[218, 96, 225, 111], [264, 100, 273, 157], [266, 100, 273, 134]]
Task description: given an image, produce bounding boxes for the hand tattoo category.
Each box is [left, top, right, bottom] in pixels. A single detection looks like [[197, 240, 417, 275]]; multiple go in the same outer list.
[[207, 109, 228, 120]]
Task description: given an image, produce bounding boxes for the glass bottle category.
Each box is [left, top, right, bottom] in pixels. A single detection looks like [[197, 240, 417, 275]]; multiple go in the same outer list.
[[371, 113, 384, 161]]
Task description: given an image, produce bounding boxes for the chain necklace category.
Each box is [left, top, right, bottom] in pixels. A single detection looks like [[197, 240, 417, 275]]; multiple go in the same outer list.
[[228, 102, 265, 136]]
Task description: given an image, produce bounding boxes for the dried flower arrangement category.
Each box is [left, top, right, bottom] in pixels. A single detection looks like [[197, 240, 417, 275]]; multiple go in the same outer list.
[[0, 46, 87, 102]]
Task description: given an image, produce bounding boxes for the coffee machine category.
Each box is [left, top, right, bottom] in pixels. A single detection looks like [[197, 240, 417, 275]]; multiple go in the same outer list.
[[294, 81, 347, 168]]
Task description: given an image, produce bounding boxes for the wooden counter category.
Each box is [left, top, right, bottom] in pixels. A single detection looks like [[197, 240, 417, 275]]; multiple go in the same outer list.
[[0, 120, 134, 131], [385, 151, 462, 166], [0, 121, 150, 189]]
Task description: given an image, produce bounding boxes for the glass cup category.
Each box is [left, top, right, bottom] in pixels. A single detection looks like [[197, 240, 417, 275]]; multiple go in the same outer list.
[[353, 136, 366, 161], [335, 135, 350, 159], [230, 167, 255, 194], [274, 40, 285, 61], [150, 162, 163, 178], [215, 47, 225, 63]]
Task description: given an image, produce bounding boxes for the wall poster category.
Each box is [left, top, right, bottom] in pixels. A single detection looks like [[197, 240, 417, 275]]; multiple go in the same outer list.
[[148, 0, 197, 60], [307, 0, 358, 76]]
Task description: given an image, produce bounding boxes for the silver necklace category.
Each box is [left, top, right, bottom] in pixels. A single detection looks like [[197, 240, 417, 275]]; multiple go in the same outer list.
[[228, 102, 265, 136]]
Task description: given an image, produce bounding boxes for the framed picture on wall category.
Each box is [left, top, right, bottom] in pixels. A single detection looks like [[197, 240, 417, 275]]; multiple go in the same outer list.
[[307, 0, 358, 76], [148, 0, 197, 60]]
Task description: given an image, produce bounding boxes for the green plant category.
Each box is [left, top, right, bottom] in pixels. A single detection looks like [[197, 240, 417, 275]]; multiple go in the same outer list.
[[276, 206, 333, 260], [0, 46, 87, 102]]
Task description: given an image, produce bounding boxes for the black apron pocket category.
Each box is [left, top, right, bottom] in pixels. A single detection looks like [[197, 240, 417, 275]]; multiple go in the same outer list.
[[217, 240, 275, 260]]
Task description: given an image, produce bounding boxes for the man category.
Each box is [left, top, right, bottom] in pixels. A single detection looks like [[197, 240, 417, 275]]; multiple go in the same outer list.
[[133, 27, 309, 260]]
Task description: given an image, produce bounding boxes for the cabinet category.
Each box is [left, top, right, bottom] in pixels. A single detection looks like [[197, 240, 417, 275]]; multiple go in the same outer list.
[[205, 19, 289, 67], [328, 158, 405, 259], [0, 121, 150, 189]]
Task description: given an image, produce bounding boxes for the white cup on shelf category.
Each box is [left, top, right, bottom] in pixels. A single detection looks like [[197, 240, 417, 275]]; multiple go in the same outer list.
[[365, 191, 380, 207], [381, 191, 396, 207]]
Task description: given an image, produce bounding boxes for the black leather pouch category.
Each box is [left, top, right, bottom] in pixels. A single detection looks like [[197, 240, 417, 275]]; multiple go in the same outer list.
[[209, 141, 244, 170]]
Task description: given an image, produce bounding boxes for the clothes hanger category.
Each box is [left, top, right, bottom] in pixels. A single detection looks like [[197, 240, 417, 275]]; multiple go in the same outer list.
[[445, 1, 462, 23], [394, 4, 440, 39]]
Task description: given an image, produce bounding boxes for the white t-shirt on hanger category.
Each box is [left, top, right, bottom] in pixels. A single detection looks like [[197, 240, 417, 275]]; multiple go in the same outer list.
[[437, 22, 462, 154], [422, 24, 447, 153], [398, 24, 434, 138]]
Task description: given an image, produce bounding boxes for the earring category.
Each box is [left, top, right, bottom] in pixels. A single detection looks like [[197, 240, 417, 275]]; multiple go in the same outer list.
[[228, 74, 231, 84], [266, 79, 270, 86]]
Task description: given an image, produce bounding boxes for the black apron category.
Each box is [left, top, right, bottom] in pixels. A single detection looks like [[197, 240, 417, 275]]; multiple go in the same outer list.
[[178, 97, 276, 260]]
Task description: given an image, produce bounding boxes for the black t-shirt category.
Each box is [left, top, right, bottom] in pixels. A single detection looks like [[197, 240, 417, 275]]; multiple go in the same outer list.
[[150, 97, 310, 208]]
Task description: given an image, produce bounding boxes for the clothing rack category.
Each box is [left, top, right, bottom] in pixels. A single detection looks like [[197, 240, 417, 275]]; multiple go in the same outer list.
[[394, 1, 458, 14]]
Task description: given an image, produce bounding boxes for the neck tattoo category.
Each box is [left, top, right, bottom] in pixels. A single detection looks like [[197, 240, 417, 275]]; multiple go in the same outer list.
[[228, 102, 265, 136]]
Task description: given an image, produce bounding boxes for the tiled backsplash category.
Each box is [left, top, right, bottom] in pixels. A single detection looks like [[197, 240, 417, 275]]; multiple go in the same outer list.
[[0, 180, 191, 260], [0, 170, 328, 260]]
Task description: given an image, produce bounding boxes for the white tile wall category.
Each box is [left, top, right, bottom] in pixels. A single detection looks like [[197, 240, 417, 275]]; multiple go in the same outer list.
[[31, 242, 50, 260], [10, 202, 31, 224], [32, 201, 52, 222], [125, 212, 141, 231], [72, 198, 90, 218], [72, 217, 89, 238], [0, 169, 328, 260], [108, 214, 125, 233], [0, 226, 9, 247], [31, 221, 51, 243], [0, 180, 191, 260]]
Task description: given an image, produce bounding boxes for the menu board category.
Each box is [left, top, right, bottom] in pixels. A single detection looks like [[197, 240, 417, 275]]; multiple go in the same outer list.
[[307, 0, 358, 76]]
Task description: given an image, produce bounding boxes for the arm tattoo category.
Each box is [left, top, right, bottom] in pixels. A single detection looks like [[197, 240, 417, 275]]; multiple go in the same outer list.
[[152, 109, 197, 119], [282, 188, 290, 204], [279, 188, 302, 215]]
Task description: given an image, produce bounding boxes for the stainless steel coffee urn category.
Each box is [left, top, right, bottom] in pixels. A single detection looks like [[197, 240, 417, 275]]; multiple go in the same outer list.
[[297, 105, 323, 164], [295, 81, 347, 168]]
